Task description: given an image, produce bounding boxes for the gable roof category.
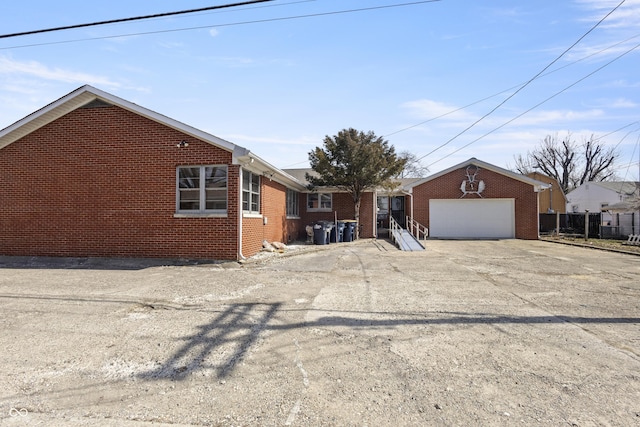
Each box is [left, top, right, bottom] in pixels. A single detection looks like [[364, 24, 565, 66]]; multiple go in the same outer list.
[[0, 85, 243, 153], [526, 171, 567, 199], [0, 85, 306, 191], [282, 168, 422, 194], [588, 181, 640, 196], [404, 157, 551, 192]]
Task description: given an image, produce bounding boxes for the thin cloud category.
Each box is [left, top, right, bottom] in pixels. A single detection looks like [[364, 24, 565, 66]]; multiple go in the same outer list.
[[0, 55, 121, 87], [576, 0, 640, 29], [509, 108, 605, 126]]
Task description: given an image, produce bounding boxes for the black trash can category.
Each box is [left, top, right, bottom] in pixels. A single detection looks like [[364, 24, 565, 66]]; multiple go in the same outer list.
[[343, 221, 356, 242], [313, 223, 328, 245], [330, 221, 345, 243], [314, 221, 333, 245]]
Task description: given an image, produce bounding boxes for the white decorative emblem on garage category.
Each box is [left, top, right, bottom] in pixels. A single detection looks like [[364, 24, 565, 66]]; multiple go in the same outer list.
[[460, 165, 485, 198]]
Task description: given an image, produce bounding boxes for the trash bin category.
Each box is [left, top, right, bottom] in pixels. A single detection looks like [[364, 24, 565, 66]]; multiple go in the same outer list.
[[313, 221, 333, 245], [313, 223, 327, 245], [330, 221, 345, 243], [343, 220, 356, 242]]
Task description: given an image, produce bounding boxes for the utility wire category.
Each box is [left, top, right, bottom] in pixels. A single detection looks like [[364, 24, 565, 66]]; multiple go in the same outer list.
[[383, 31, 640, 138], [415, 0, 627, 163], [425, 41, 640, 169], [0, 0, 441, 50], [0, 0, 275, 39]]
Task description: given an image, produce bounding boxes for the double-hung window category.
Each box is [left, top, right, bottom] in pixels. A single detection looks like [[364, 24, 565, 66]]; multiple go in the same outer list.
[[307, 192, 332, 211], [177, 166, 227, 214], [286, 189, 299, 217], [242, 170, 260, 214]]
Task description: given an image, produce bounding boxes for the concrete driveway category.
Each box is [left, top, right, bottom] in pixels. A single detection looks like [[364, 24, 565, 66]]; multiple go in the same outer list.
[[1, 239, 639, 426]]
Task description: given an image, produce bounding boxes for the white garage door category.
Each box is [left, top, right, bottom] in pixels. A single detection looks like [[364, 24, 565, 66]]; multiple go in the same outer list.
[[429, 198, 515, 239]]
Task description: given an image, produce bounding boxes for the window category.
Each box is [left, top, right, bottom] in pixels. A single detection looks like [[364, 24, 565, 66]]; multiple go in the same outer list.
[[307, 192, 332, 211], [242, 170, 260, 213], [177, 166, 227, 213], [286, 189, 299, 217], [377, 196, 389, 215]]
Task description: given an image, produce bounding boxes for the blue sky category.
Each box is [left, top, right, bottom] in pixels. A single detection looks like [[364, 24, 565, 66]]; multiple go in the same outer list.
[[1, 0, 639, 180]]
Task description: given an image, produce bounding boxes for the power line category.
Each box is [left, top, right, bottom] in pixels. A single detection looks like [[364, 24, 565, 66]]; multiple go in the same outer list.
[[415, 0, 627, 163], [0, 1, 275, 39], [0, 0, 441, 50], [425, 41, 640, 169], [383, 31, 640, 139]]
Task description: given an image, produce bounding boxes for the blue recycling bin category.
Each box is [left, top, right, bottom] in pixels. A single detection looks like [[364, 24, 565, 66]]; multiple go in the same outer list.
[[330, 221, 346, 243]]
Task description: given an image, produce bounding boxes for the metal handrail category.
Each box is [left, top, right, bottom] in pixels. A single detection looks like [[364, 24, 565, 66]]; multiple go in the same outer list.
[[389, 215, 401, 245], [406, 216, 428, 241]]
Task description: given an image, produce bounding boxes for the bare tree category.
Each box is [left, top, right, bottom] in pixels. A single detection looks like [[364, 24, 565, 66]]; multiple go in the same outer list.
[[397, 151, 430, 178], [512, 133, 618, 193]]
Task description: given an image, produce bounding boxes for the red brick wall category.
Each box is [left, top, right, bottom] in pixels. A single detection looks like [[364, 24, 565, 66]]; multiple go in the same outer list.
[[299, 191, 375, 239], [412, 167, 539, 239], [240, 179, 303, 258], [0, 104, 243, 260]]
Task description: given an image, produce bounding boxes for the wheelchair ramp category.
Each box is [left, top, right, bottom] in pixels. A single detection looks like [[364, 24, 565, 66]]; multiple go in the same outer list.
[[391, 228, 425, 251]]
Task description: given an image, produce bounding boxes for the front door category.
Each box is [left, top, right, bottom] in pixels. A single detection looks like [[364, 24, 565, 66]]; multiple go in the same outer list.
[[391, 196, 405, 228]]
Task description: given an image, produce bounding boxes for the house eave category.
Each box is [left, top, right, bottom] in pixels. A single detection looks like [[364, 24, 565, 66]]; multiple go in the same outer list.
[[0, 85, 238, 153]]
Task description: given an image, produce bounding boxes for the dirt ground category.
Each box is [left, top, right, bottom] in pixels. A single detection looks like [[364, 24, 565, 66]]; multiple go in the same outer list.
[[1, 239, 639, 426]]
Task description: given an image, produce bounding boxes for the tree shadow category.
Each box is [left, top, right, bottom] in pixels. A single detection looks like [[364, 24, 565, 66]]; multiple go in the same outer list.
[[138, 303, 640, 382], [139, 303, 281, 381]]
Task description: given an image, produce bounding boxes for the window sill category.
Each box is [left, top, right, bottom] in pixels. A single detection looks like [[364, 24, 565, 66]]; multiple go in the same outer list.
[[307, 208, 332, 212], [243, 212, 263, 218], [174, 213, 227, 218], [286, 215, 301, 220]]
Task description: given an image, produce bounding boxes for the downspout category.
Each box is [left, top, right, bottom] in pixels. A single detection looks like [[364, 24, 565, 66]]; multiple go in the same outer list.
[[536, 185, 542, 239], [408, 190, 414, 224], [373, 190, 378, 238], [238, 166, 246, 261]]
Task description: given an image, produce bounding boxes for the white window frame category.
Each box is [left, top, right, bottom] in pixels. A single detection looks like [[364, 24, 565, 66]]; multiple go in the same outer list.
[[286, 189, 300, 218], [242, 170, 261, 214], [176, 165, 227, 216], [307, 192, 332, 211]]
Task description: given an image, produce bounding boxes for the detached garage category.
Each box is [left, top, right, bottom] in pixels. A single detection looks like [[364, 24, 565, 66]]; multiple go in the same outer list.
[[407, 158, 549, 240]]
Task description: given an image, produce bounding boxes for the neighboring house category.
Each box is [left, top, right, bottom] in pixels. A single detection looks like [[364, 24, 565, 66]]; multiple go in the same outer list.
[[405, 158, 549, 239], [0, 86, 552, 261], [0, 85, 306, 261], [566, 181, 640, 236], [526, 172, 567, 213]]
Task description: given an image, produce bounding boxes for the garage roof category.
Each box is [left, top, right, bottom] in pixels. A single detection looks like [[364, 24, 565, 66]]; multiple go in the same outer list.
[[404, 157, 551, 192]]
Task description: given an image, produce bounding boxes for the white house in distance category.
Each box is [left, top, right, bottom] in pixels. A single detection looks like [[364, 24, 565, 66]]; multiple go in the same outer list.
[[566, 181, 640, 236]]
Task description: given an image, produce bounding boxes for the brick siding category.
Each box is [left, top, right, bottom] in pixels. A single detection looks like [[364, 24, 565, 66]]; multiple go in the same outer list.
[[299, 191, 375, 239], [240, 179, 303, 258], [0, 104, 244, 260], [411, 167, 539, 239]]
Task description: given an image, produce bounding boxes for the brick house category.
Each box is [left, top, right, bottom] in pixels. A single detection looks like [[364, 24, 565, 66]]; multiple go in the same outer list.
[[1, 87, 549, 261], [287, 159, 548, 241], [404, 158, 549, 239], [0, 85, 306, 261]]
